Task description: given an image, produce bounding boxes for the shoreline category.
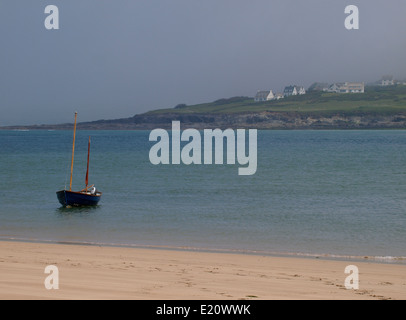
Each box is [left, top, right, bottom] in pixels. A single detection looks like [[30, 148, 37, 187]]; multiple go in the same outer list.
[[1, 240, 405, 300], [2, 238, 405, 266], [2, 126, 406, 131]]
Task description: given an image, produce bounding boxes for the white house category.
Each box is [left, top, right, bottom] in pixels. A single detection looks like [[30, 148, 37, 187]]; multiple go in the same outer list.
[[254, 90, 275, 102], [283, 86, 297, 97], [296, 86, 306, 95], [267, 90, 275, 100], [381, 75, 394, 86], [345, 82, 365, 93], [283, 85, 306, 97], [274, 93, 284, 100], [325, 82, 364, 93]]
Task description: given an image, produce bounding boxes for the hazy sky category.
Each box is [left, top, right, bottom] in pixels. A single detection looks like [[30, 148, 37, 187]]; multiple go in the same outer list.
[[1, 0, 406, 125]]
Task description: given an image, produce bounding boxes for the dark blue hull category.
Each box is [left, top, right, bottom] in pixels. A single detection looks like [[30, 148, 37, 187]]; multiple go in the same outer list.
[[57, 190, 101, 207]]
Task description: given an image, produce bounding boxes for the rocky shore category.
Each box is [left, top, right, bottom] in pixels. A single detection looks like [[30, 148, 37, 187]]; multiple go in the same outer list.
[[3, 111, 406, 130]]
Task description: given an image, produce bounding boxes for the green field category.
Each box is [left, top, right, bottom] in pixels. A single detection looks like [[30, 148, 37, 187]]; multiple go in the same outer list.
[[146, 85, 406, 116]]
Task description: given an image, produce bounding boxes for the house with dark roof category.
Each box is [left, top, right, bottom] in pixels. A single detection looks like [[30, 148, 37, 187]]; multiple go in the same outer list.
[[283, 85, 306, 97], [254, 90, 275, 102], [325, 82, 364, 93]]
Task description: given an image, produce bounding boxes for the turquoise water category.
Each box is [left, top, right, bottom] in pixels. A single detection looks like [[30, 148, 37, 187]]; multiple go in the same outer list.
[[1, 129, 405, 262]]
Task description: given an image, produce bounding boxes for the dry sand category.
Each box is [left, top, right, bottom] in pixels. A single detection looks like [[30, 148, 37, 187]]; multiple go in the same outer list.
[[0, 241, 405, 300]]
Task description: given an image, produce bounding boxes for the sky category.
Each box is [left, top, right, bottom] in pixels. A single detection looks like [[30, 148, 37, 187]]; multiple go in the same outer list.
[[0, 0, 406, 125]]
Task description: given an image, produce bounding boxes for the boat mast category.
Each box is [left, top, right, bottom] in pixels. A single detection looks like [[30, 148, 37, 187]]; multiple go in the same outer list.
[[85, 136, 90, 188], [69, 112, 78, 191]]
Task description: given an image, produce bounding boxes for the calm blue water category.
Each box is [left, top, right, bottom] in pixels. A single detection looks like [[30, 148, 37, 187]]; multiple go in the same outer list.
[[1, 129, 405, 262]]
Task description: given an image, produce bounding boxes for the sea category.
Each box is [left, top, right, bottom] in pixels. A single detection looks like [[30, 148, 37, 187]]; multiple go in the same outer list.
[[1, 129, 405, 264]]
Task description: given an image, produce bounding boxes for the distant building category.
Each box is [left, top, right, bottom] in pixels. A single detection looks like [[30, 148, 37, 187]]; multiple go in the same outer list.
[[347, 82, 365, 93], [283, 86, 297, 97], [296, 86, 306, 95], [308, 82, 329, 91], [325, 82, 364, 93], [325, 83, 343, 93], [254, 90, 275, 102], [274, 93, 284, 100], [266, 90, 275, 100], [381, 75, 394, 86], [283, 85, 306, 97]]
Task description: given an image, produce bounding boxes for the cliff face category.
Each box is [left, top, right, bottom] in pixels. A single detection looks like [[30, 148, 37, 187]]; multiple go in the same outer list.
[[3, 112, 406, 130]]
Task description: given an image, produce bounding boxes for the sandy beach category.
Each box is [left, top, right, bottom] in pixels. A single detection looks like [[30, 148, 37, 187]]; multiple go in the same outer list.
[[0, 241, 405, 300]]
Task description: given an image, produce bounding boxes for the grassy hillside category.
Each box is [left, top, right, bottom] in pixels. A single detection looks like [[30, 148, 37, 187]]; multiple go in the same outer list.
[[146, 85, 406, 116], [3, 85, 406, 130]]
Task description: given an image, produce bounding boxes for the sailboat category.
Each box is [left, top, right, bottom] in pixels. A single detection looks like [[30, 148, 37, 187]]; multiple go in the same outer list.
[[56, 112, 102, 207]]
